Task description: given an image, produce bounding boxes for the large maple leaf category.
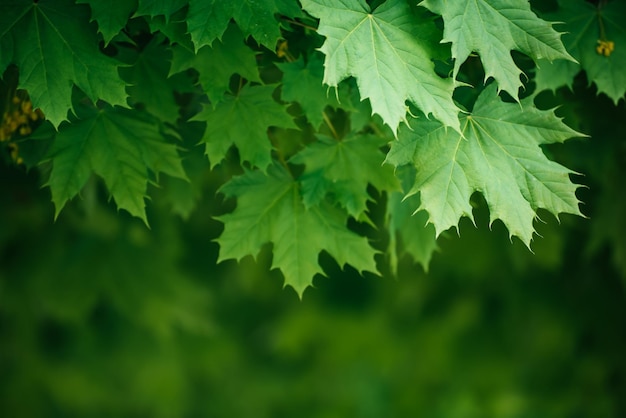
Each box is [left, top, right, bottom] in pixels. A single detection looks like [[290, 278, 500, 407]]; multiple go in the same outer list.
[[186, 0, 302, 50], [217, 164, 378, 297], [0, 0, 127, 126], [290, 134, 400, 218], [385, 85, 585, 247], [46, 104, 187, 224], [301, 0, 460, 134], [193, 84, 296, 171], [535, 0, 626, 104], [421, 0, 574, 99]]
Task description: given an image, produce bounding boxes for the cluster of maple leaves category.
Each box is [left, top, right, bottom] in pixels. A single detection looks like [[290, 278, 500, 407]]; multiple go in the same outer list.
[[0, 0, 624, 295]]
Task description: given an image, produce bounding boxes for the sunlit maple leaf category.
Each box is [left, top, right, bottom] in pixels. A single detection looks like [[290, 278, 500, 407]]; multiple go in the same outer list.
[[301, 0, 460, 134], [421, 0, 574, 99], [385, 85, 585, 247]]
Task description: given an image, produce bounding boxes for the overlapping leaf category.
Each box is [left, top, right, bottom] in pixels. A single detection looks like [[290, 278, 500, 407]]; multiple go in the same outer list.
[[301, 0, 460, 134], [385, 85, 584, 247], [122, 38, 195, 124], [217, 164, 378, 297], [187, 0, 302, 50], [46, 105, 187, 224], [278, 54, 339, 129], [290, 134, 399, 218], [387, 166, 438, 275], [170, 24, 261, 105], [0, 0, 127, 126], [535, 0, 626, 104], [134, 0, 187, 20], [193, 85, 296, 171], [421, 0, 574, 99], [77, 0, 137, 44]]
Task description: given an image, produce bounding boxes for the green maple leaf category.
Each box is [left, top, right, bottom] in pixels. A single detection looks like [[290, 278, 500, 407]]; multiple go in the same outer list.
[[387, 166, 438, 275], [46, 104, 187, 224], [76, 0, 137, 45], [149, 14, 195, 51], [301, 0, 460, 134], [217, 164, 378, 297], [0, 0, 127, 126], [535, 1, 626, 104], [289, 134, 400, 218], [134, 0, 187, 20], [385, 85, 585, 247], [187, 0, 302, 50], [277, 54, 340, 129], [193, 84, 296, 171], [421, 0, 574, 99], [121, 38, 194, 124], [170, 24, 261, 106]]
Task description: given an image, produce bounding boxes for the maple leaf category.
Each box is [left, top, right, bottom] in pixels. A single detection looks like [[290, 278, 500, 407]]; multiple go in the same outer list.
[[216, 164, 378, 297], [277, 54, 340, 129], [535, 0, 626, 104], [170, 24, 261, 106], [76, 0, 137, 45], [289, 134, 400, 218], [187, 0, 302, 50], [421, 0, 574, 99], [121, 37, 195, 124], [301, 0, 460, 134], [192, 84, 296, 171], [385, 85, 585, 247], [387, 166, 438, 275], [134, 0, 187, 20], [0, 0, 127, 126], [46, 104, 187, 224]]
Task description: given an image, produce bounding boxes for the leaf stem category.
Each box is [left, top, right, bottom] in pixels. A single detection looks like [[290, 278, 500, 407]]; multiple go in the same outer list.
[[322, 111, 339, 139], [281, 18, 318, 32]]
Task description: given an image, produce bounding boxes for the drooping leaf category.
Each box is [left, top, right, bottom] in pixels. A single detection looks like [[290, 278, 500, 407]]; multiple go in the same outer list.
[[277, 54, 339, 129], [187, 0, 302, 50], [0, 0, 127, 126], [46, 104, 187, 224], [170, 24, 261, 106], [421, 0, 574, 99], [535, 0, 626, 104], [301, 0, 460, 134], [385, 84, 585, 247], [290, 134, 400, 218], [121, 38, 194, 124], [76, 0, 137, 45], [192, 84, 296, 171], [387, 166, 438, 275], [217, 163, 378, 297]]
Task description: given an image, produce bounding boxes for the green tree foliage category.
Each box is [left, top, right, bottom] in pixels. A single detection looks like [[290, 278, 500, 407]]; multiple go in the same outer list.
[[2, 0, 613, 295], [1, 1, 626, 416]]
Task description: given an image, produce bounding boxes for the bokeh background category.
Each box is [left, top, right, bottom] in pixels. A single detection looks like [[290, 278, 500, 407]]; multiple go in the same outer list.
[[1, 60, 626, 418]]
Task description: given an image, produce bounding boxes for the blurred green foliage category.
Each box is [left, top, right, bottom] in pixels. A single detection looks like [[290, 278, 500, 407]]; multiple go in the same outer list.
[[1, 69, 625, 417]]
